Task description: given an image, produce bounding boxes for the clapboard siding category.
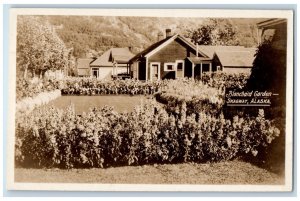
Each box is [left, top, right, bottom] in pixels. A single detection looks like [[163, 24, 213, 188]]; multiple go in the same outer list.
[[148, 39, 196, 79]]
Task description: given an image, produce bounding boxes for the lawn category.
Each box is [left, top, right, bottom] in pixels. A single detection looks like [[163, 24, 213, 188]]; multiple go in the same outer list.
[[15, 160, 284, 184], [47, 95, 149, 114]]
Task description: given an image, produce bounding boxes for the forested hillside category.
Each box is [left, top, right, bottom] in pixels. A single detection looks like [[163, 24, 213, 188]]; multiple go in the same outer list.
[[46, 16, 264, 58]]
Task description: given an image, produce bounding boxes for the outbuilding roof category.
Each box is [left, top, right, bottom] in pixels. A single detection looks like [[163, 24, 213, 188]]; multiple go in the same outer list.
[[77, 58, 95, 76], [77, 58, 95, 69], [90, 47, 134, 67], [215, 49, 256, 67], [198, 45, 246, 59]]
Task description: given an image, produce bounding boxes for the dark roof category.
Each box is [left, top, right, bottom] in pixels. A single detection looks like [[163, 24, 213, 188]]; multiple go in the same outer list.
[[129, 37, 172, 62], [90, 47, 134, 67], [215, 49, 256, 67], [130, 34, 208, 62]]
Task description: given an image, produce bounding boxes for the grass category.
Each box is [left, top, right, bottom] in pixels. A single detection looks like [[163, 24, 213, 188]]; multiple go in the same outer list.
[[47, 95, 149, 114], [15, 160, 284, 184]]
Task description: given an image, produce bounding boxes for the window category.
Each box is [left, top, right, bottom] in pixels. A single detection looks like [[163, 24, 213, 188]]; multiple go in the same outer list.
[[164, 63, 175, 71], [92, 68, 99, 78]]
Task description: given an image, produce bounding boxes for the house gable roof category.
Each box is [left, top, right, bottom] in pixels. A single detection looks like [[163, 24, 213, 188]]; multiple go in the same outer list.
[[215, 49, 256, 67], [90, 47, 134, 67], [130, 34, 208, 62]]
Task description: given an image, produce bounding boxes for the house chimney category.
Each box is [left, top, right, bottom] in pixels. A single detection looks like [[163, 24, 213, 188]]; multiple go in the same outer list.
[[166, 29, 172, 38], [196, 43, 199, 57], [157, 32, 164, 41]]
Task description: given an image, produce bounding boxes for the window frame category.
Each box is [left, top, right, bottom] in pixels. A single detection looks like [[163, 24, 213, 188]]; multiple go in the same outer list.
[[164, 62, 176, 71]]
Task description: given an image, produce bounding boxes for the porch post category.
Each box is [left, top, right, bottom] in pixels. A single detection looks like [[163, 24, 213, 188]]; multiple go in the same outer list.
[[200, 62, 203, 79], [112, 63, 115, 77], [136, 62, 139, 80], [145, 57, 148, 81], [115, 62, 118, 77], [209, 62, 212, 77], [192, 63, 195, 79]]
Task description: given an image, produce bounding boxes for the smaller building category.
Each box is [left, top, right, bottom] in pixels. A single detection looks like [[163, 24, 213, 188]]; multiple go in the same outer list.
[[89, 47, 134, 79], [76, 58, 95, 77], [213, 49, 256, 74]]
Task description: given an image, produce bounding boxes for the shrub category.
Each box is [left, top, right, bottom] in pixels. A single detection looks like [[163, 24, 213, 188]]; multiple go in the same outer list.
[[202, 72, 250, 91], [155, 78, 224, 115], [61, 78, 164, 96], [15, 101, 280, 169], [16, 77, 63, 101]]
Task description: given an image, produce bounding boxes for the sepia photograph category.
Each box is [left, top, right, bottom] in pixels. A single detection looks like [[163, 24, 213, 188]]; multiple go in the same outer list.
[[6, 8, 293, 191]]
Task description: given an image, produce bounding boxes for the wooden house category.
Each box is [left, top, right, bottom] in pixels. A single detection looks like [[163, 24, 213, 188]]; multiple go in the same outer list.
[[129, 29, 214, 81], [129, 29, 256, 80]]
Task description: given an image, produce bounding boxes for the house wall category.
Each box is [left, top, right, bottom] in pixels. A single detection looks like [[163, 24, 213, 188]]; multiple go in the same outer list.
[[131, 62, 138, 79], [262, 22, 287, 51], [222, 67, 252, 74], [148, 38, 196, 80], [93, 67, 128, 80]]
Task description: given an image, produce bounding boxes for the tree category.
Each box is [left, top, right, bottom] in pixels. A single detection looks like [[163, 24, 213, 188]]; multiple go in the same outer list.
[[184, 19, 239, 46], [17, 16, 70, 78], [246, 41, 286, 97]]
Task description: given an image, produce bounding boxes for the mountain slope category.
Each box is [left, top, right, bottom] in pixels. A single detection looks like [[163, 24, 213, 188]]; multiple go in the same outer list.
[[46, 16, 264, 58]]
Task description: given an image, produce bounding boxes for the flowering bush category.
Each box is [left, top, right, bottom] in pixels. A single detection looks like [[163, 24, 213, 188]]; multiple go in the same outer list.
[[155, 78, 224, 115], [16, 90, 61, 114], [15, 100, 280, 169], [61, 78, 165, 95], [16, 77, 63, 101], [202, 72, 250, 91]]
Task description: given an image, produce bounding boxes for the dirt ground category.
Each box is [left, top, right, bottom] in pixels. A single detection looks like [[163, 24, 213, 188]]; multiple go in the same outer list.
[[15, 160, 284, 185]]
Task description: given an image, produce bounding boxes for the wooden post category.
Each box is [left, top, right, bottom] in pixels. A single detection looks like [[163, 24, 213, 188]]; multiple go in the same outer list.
[[115, 62, 118, 77], [209, 62, 212, 77], [200, 62, 203, 79], [192, 63, 195, 79], [136, 62, 139, 80], [145, 58, 148, 81]]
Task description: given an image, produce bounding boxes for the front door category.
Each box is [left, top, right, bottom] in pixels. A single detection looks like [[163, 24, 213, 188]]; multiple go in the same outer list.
[[150, 62, 160, 81], [138, 61, 146, 80]]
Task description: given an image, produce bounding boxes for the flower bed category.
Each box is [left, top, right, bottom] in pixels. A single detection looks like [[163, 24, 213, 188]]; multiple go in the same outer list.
[[15, 100, 280, 169], [61, 78, 164, 95], [16, 90, 61, 114], [155, 78, 224, 115], [16, 77, 63, 102], [202, 72, 250, 91]]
